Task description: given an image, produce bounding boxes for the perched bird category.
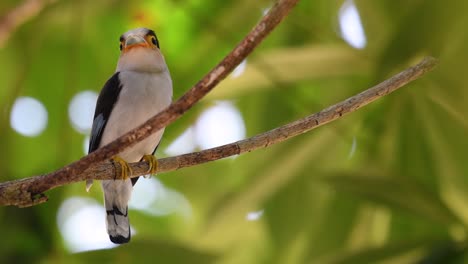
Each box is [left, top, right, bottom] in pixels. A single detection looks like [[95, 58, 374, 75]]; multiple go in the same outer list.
[[87, 28, 173, 244]]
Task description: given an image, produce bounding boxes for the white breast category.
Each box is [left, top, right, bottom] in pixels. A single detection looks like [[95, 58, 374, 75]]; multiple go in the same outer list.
[[100, 70, 173, 162]]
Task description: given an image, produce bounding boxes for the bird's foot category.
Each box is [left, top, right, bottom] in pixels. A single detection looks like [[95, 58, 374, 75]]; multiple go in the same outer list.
[[142, 154, 158, 178], [112, 156, 132, 180]]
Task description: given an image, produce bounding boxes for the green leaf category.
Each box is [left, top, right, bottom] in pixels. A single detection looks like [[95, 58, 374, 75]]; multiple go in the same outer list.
[[54, 240, 218, 264], [323, 173, 460, 226], [324, 238, 450, 264]]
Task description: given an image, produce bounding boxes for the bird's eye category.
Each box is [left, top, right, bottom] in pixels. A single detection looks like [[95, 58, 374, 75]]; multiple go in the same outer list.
[[119, 43, 123, 51], [151, 37, 157, 46]]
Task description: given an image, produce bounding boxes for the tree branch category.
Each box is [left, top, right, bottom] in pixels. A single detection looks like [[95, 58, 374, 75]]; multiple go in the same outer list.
[[0, 56, 438, 207], [0, 0, 300, 207]]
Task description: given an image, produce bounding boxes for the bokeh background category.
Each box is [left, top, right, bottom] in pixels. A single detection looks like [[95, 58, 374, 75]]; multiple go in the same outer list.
[[1, 0, 468, 263]]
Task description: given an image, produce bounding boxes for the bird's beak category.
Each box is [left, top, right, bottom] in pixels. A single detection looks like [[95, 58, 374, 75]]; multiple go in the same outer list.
[[123, 35, 149, 52]]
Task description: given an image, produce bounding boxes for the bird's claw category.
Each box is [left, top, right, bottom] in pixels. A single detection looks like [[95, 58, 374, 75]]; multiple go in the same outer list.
[[112, 156, 132, 180], [142, 154, 158, 178]]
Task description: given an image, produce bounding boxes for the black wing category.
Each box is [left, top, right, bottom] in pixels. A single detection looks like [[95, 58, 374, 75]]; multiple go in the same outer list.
[[88, 72, 122, 154]]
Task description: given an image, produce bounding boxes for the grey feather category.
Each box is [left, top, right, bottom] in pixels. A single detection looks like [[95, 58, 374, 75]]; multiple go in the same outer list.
[[89, 114, 105, 152]]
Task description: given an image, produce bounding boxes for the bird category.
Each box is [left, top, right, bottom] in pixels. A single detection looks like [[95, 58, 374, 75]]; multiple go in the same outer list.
[[86, 28, 173, 244]]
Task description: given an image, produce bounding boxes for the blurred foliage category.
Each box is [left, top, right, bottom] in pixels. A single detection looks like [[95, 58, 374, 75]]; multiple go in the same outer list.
[[0, 0, 468, 263]]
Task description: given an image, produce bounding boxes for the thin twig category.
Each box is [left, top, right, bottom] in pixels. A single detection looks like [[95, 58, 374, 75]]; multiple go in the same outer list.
[[0, 0, 300, 207], [0, 57, 438, 207], [55, 57, 442, 178]]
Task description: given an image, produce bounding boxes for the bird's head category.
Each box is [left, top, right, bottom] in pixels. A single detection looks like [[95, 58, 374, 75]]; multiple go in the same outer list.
[[116, 28, 167, 73]]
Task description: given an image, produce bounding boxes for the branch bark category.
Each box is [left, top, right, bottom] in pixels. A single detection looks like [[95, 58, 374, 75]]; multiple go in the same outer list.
[[0, 56, 438, 207], [0, 0, 300, 207]]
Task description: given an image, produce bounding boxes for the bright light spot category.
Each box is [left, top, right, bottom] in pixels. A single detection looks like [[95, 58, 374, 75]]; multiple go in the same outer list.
[[338, 0, 366, 49], [262, 7, 271, 16], [231, 59, 247, 78], [10, 96, 48, 137], [129, 177, 158, 210], [348, 136, 357, 159], [57, 197, 118, 252], [193, 101, 246, 150], [83, 135, 90, 154], [69, 91, 98, 134], [129, 177, 192, 218], [165, 127, 196, 156], [246, 210, 264, 221]]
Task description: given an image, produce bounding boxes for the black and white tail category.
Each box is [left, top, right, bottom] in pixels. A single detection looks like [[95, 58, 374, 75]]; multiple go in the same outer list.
[[102, 179, 133, 244]]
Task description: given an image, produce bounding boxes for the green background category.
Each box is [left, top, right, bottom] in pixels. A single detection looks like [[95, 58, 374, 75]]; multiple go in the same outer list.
[[1, 0, 467, 263]]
